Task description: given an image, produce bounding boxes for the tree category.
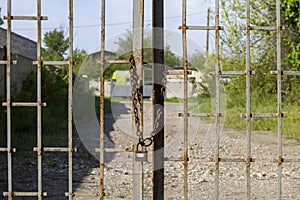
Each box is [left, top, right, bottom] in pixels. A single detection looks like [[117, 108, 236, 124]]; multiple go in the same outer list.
[[42, 29, 87, 78], [281, 0, 300, 70], [115, 29, 182, 67], [42, 28, 69, 61]]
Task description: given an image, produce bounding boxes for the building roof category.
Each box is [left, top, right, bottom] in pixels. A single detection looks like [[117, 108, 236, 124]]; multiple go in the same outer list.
[[0, 27, 36, 60]]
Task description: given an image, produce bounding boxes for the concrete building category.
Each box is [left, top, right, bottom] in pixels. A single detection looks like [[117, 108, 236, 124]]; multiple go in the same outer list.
[[0, 27, 36, 95]]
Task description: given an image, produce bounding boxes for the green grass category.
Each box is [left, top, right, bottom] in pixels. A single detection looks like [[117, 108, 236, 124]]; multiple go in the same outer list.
[[196, 96, 300, 141]]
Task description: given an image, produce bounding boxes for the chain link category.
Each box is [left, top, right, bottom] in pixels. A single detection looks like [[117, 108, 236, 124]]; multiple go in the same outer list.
[[129, 55, 165, 148]]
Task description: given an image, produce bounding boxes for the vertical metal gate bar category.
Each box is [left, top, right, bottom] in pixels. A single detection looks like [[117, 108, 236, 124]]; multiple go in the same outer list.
[[99, 0, 106, 199], [245, 1, 251, 199], [36, 0, 43, 199], [6, 1, 12, 199], [276, 0, 282, 199], [132, 0, 144, 199], [152, 0, 164, 199], [68, 0, 74, 199], [181, 0, 188, 199], [206, 8, 210, 58], [214, 0, 220, 199]]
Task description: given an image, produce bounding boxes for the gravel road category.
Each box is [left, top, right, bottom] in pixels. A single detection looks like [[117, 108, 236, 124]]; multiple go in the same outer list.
[[1, 101, 300, 199]]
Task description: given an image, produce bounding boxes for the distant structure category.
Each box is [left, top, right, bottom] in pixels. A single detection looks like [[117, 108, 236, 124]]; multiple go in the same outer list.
[[0, 27, 36, 95]]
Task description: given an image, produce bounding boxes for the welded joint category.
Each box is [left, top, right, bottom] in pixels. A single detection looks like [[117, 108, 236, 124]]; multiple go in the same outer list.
[[246, 157, 254, 167]]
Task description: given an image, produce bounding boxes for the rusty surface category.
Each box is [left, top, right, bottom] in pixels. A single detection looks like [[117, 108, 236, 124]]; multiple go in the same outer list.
[[5, 1, 12, 199], [68, 1, 74, 199], [181, 1, 188, 200], [37, 1, 43, 199], [245, 1, 251, 199], [214, 0, 221, 199], [99, 0, 106, 199], [276, 0, 282, 199], [132, 0, 144, 199]]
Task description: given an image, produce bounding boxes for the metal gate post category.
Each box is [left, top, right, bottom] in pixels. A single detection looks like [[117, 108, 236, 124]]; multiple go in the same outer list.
[[245, 1, 252, 199], [152, 0, 164, 199], [99, 0, 106, 199], [6, 1, 12, 199], [214, 0, 221, 199], [68, 0, 74, 199], [275, 0, 282, 199], [181, 1, 189, 199], [132, 0, 144, 199]]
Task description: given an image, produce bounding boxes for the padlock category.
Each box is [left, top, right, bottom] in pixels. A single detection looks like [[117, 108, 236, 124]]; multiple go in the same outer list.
[[135, 143, 148, 162]]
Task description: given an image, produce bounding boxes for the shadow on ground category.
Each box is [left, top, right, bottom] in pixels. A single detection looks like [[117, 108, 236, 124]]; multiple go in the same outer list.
[[0, 98, 129, 199]]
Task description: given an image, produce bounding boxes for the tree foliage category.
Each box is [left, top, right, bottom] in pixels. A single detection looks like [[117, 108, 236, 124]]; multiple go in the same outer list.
[[218, 0, 300, 105]]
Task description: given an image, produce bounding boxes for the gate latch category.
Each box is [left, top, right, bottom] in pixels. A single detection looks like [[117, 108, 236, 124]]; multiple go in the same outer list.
[[135, 142, 148, 162]]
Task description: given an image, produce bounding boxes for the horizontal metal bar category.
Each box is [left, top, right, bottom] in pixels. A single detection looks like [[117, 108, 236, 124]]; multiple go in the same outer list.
[[272, 158, 300, 163], [43, 147, 77, 152], [240, 26, 284, 31], [2, 102, 47, 107], [178, 112, 223, 118], [179, 25, 224, 30], [3, 192, 47, 197], [4, 16, 48, 20], [33, 61, 70, 65], [95, 147, 134, 153], [0, 148, 16, 152], [210, 70, 255, 76], [241, 113, 287, 118], [164, 156, 185, 161], [65, 192, 100, 197], [105, 60, 130, 64], [210, 157, 255, 163], [0, 60, 17, 65], [167, 70, 192, 75], [271, 70, 300, 76]]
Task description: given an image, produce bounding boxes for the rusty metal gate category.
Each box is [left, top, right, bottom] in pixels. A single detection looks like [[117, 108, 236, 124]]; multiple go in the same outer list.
[[1, 0, 299, 199]]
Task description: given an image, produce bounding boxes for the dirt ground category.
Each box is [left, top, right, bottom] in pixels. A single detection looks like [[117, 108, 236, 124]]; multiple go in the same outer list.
[[1, 101, 300, 199]]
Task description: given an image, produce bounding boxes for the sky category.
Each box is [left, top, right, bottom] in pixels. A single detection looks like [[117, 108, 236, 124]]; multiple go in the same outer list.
[[0, 0, 214, 56]]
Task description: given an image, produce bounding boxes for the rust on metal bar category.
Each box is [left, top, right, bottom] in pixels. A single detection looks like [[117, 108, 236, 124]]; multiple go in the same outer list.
[[178, 25, 224, 30], [271, 70, 300, 76], [41, 147, 77, 152], [181, 1, 189, 199], [164, 157, 185, 162], [3, 192, 47, 197], [209, 157, 255, 163], [240, 113, 287, 118], [68, 1, 74, 199], [2, 102, 47, 107], [0, 60, 17, 65], [6, 1, 13, 199], [276, 0, 283, 199], [65, 192, 100, 197], [4, 15, 48, 20], [33, 61, 69, 65], [0, 148, 16, 152], [272, 158, 300, 163], [99, 0, 106, 199], [95, 147, 134, 153], [166, 70, 192, 75], [36, 1, 43, 199], [178, 112, 223, 118], [105, 60, 130, 64], [240, 26, 284, 31]]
